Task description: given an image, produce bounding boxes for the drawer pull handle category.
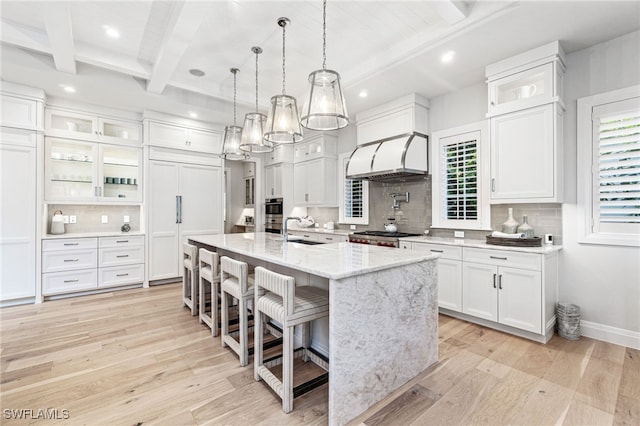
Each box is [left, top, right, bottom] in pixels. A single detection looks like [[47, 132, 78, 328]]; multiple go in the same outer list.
[[116, 273, 129, 277], [490, 255, 507, 260], [116, 240, 129, 243], [116, 255, 129, 258], [493, 273, 497, 288], [64, 279, 79, 283], [430, 249, 444, 253], [326, 237, 333, 240], [63, 243, 79, 246], [498, 274, 503, 290], [64, 259, 79, 262]]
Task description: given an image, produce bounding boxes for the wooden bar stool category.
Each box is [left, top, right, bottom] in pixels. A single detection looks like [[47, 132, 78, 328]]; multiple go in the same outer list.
[[220, 256, 256, 366], [253, 266, 329, 413], [198, 248, 220, 336], [182, 243, 199, 316]]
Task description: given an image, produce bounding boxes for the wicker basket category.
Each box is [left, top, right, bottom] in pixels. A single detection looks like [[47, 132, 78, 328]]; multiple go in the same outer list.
[[486, 235, 542, 247]]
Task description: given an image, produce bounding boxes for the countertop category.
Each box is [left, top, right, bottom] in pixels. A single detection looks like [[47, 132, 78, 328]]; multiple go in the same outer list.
[[42, 231, 145, 239], [399, 235, 562, 254], [287, 227, 351, 236], [189, 232, 436, 280]]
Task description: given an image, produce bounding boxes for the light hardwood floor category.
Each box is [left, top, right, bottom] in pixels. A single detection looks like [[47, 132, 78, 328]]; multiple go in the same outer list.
[[1, 283, 638, 425]]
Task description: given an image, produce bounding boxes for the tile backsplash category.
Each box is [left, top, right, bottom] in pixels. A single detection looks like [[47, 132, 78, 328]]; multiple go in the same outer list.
[[46, 204, 141, 234]]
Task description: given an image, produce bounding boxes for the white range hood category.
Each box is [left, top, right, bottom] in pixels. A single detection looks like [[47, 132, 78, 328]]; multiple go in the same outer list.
[[345, 132, 428, 182]]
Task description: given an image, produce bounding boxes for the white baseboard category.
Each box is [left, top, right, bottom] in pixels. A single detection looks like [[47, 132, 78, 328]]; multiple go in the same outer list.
[[580, 320, 640, 350]]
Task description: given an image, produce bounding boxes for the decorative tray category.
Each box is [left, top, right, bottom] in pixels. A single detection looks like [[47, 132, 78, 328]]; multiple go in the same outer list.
[[486, 235, 542, 247]]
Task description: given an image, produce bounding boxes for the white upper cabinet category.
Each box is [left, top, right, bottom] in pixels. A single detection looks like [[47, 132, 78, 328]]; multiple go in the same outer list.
[[293, 133, 337, 163], [486, 41, 565, 204], [45, 108, 142, 146], [292, 134, 338, 207], [146, 121, 222, 154], [264, 144, 294, 166], [45, 138, 142, 203]]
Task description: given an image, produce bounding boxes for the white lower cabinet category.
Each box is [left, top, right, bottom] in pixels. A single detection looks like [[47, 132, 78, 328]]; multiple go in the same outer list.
[[287, 230, 349, 243], [42, 235, 145, 296], [400, 240, 558, 342]]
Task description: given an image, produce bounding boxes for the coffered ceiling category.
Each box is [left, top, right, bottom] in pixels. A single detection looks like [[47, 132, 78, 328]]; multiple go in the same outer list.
[[1, 1, 639, 123]]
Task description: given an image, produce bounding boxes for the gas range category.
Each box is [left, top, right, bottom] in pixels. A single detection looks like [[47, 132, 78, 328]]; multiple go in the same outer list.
[[349, 231, 421, 248]]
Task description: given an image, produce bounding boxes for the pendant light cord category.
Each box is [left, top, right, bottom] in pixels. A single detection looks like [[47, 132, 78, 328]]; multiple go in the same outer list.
[[322, 0, 327, 70], [233, 69, 238, 125], [281, 22, 287, 95], [255, 51, 259, 112]]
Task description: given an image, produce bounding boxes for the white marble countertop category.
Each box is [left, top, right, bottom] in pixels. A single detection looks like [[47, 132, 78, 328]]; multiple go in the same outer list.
[[399, 235, 562, 254], [287, 227, 351, 236], [42, 231, 145, 239], [189, 232, 436, 280]]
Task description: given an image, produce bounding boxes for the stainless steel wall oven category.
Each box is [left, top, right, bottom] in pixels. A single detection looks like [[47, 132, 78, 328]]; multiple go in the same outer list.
[[264, 198, 283, 234]]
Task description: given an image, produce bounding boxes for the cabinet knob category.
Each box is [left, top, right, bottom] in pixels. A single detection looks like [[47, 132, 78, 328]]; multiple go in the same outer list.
[[490, 101, 495, 106]]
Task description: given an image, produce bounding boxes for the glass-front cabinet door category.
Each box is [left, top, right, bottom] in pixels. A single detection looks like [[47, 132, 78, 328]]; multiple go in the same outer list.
[[45, 138, 142, 203], [98, 118, 142, 145], [99, 144, 142, 202], [487, 63, 556, 116], [46, 109, 98, 140], [45, 138, 98, 201]]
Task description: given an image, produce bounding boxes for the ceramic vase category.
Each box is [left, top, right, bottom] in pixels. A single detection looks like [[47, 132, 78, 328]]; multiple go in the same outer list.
[[518, 215, 534, 238], [501, 208, 520, 234]]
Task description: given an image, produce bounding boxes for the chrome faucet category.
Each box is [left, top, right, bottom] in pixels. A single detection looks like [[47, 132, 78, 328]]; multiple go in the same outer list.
[[283, 216, 300, 241], [390, 192, 409, 209]]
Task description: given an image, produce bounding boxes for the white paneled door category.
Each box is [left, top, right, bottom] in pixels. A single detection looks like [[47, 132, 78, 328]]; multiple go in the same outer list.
[[148, 160, 223, 281], [0, 130, 36, 302]]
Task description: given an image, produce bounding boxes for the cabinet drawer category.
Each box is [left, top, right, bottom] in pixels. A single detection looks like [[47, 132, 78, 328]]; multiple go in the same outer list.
[[463, 247, 541, 271], [99, 246, 144, 267], [288, 231, 317, 241], [43, 269, 97, 295], [317, 234, 348, 243], [99, 264, 144, 287], [412, 243, 462, 260], [42, 249, 98, 273], [99, 235, 144, 248], [43, 238, 98, 251]]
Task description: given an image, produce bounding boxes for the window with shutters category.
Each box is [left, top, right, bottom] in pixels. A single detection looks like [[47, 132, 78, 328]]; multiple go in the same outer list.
[[578, 85, 640, 246], [339, 153, 369, 225], [431, 122, 490, 230]]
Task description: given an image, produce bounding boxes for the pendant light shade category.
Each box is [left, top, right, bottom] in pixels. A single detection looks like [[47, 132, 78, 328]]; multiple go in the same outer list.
[[264, 17, 303, 144], [220, 68, 248, 160], [240, 46, 274, 153], [300, 0, 349, 131]]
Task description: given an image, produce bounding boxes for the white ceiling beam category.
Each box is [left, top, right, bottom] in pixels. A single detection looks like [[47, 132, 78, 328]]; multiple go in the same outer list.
[[75, 42, 152, 80], [41, 2, 76, 74], [146, 2, 209, 94], [0, 18, 51, 53], [432, 1, 470, 25]]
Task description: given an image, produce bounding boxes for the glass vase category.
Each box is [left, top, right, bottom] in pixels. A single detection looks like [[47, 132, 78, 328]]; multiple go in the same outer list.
[[501, 208, 520, 234], [518, 215, 534, 238]]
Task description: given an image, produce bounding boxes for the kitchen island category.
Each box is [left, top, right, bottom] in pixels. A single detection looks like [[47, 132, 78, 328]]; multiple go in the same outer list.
[[189, 232, 438, 425]]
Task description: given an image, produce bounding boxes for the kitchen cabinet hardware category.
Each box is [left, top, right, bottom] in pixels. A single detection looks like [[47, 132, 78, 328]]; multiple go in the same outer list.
[[116, 240, 128, 243], [490, 255, 507, 260], [176, 195, 182, 224], [493, 273, 497, 288], [116, 255, 129, 258], [430, 249, 444, 253], [64, 259, 79, 262], [491, 178, 495, 192], [498, 274, 503, 290], [64, 279, 79, 283], [116, 273, 128, 277], [64, 243, 79, 246]]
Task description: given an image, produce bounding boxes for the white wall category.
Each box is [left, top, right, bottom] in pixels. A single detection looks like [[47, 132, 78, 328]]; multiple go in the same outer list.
[[560, 31, 640, 342], [428, 82, 487, 132]]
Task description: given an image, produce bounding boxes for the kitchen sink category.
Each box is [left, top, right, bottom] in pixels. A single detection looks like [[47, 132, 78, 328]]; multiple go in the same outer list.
[[286, 239, 324, 246]]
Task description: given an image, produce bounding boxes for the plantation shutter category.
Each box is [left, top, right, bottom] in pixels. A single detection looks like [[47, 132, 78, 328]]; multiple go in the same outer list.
[[442, 137, 478, 221], [593, 97, 640, 234], [344, 179, 364, 219]]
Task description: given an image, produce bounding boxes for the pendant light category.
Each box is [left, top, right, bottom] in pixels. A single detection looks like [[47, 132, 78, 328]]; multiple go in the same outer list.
[[301, 0, 349, 131], [240, 46, 273, 153], [219, 68, 248, 160], [264, 17, 303, 144]]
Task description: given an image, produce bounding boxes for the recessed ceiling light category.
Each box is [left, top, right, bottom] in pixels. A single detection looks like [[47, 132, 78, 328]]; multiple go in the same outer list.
[[102, 25, 120, 39], [359, 90, 368, 98], [188, 111, 198, 118], [441, 50, 455, 63], [59, 84, 76, 93], [189, 69, 205, 77]]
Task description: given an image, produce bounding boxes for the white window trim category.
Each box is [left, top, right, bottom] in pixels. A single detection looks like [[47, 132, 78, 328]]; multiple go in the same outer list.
[[577, 84, 640, 247], [431, 120, 491, 230], [338, 152, 369, 225]]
